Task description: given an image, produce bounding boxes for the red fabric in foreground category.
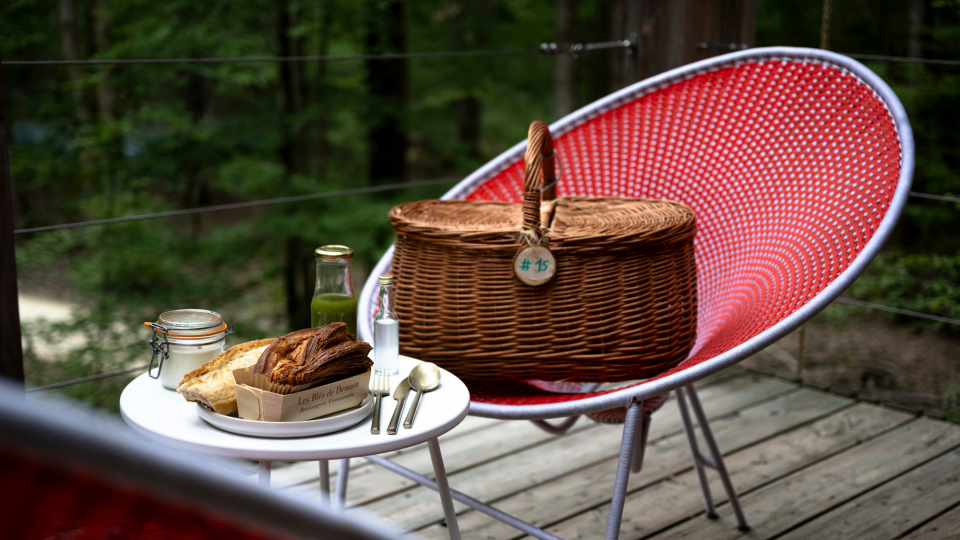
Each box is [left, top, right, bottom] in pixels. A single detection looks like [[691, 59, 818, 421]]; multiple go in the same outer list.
[[0, 449, 281, 540], [460, 60, 901, 406]]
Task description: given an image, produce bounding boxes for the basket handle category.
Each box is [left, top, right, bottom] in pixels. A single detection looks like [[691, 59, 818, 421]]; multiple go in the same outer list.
[[521, 121, 556, 235]]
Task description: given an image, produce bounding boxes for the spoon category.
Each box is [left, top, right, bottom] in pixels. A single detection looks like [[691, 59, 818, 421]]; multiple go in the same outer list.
[[403, 363, 441, 429]]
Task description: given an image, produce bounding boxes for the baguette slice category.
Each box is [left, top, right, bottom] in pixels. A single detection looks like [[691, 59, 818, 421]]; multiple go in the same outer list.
[[177, 338, 277, 415]]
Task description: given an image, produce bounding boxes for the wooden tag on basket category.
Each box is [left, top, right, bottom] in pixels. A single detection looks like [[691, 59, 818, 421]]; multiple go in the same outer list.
[[514, 245, 556, 286]]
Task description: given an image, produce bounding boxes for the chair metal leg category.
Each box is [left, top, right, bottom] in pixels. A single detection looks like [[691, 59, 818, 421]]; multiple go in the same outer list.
[[685, 385, 750, 531], [675, 386, 717, 519], [336, 458, 350, 510], [365, 455, 563, 540], [606, 399, 642, 540], [428, 438, 462, 540], [531, 416, 580, 435], [319, 460, 331, 507], [630, 413, 651, 474]]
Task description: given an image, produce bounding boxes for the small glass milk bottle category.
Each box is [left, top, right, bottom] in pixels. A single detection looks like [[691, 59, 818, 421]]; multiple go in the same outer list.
[[374, 275, 400, 375], [312, 245, 358, 335]]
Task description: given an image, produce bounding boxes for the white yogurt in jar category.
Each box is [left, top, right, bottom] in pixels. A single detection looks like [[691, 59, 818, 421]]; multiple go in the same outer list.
[[149, 309, 232, 390]]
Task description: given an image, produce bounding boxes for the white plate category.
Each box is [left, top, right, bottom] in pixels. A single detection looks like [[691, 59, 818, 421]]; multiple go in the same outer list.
[[196, 393, 374, 438]]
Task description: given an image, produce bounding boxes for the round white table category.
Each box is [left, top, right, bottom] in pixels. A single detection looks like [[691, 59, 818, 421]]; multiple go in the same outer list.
[[121, 356, 469, 540]]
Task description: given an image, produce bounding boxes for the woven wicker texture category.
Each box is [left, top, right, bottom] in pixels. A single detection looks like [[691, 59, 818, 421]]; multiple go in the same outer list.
[[372, 56, 902, 407], [390, 121, 699, 381], [0, 449, 275, 540]]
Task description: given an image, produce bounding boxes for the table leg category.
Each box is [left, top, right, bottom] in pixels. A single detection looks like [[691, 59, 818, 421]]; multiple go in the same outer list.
[[319, 460, 331, 507], [258, 460, 271, 488], [336, 458, 350, 510], [428, 438, 461, 540]]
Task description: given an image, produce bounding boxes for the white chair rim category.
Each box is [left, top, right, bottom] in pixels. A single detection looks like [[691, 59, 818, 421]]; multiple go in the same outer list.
[[359, 46, 915, 421]]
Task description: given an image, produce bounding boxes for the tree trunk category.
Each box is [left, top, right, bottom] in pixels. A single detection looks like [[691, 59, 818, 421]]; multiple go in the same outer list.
[[365, 0, 408, 187], [284, 236, 312, 330], [279, 0, 312, 329], [279, 0, 306, 176], [93, 0, 113, 120], [183, 66, 209, 239], [0, 55, 25, 385], [554, 0, 577, 119], [908, 0, 924, 59], [608, 0, 627, 91], [316, 2, 331, 181], [59, 0, 87, 123], [452, 0, 482, 161], [618, 0, 756, 86]]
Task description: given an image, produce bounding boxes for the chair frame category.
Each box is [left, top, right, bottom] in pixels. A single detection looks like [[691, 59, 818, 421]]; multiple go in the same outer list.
[[0, 379, 403, 540], [358, 47, 914, 540]]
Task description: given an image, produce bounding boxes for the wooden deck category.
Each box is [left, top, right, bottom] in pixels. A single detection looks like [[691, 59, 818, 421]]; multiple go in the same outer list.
[[259, 367, 960, 540]]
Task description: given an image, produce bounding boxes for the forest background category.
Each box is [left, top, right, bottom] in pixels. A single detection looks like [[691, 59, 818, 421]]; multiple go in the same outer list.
[[3, 0, 959, 413]]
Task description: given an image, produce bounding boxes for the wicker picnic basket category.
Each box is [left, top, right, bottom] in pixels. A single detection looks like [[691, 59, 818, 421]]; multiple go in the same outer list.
[[388, 121, 697, 381]]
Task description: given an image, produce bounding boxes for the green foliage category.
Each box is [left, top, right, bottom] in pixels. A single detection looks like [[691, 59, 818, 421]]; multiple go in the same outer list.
[[4, 0, 560, 408], [758, 0, 960, 330], [7, 0, 960, 410], [848, 250, 960, 331], [945, 383, 960, 422]]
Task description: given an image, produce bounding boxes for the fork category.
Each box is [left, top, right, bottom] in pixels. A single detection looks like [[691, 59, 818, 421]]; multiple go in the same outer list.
[[370, 370, 389, 434]]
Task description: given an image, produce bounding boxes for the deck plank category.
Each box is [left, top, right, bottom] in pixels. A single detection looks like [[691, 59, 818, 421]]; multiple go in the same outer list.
[[415, 388, 855, 540], [779, 448, 960, 540], [265, 415, 502, 489], [353, 375, 796, 531], [538, 403, 912, 540], [287, 373, 786, 508], [259, 370, 952, 540], [900, 504, 960, 540], [650, 418, 960, 540], [292, 416, 590, 506], [268, 365, 747, 492]]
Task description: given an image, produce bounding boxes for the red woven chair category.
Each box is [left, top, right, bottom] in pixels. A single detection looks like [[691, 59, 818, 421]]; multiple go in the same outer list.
[[0, 379, 403, 540], [357, 47, 914, 539]]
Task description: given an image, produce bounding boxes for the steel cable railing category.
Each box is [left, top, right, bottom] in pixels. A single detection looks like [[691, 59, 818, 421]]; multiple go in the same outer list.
[[0, 40, 633, 67], [13, 185, 956, 235], [13, 177, 461, 234], [9, 42, 960, 392], [26, 296, 960, 393], [26, 364, 150, 393], [844, 53, 960, 66], [2, 48, 956, 68]]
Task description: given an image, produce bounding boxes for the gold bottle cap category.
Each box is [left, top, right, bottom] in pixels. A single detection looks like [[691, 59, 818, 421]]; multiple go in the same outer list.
[[315, 245, 354, 260], [378, 275, 394, 285]]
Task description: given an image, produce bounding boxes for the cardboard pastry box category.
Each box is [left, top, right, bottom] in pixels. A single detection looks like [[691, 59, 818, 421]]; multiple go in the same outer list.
[[233, 367, 371, 422]]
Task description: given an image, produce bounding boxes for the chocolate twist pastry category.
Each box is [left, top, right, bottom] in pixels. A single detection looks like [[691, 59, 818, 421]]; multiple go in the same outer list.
[[251, 327, 319, 375], [303, 322, 354, 362], [252, 322, 372, 387], [271, 340, 373, 386]]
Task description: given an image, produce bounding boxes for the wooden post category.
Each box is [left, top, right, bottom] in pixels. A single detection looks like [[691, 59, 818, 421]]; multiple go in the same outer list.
[[618, 0, 757, 88], [0, 55, 25, 386]]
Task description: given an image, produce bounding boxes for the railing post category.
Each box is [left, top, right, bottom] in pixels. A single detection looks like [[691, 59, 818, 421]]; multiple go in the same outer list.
[[0, 53, 25, 387]]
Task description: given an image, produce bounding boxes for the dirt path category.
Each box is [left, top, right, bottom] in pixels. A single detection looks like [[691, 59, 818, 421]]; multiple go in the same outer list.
[[17, 294, 87, 361]]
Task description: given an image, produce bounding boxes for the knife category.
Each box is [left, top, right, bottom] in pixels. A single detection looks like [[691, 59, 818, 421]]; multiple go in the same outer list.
[[387, 378, 411, 435]]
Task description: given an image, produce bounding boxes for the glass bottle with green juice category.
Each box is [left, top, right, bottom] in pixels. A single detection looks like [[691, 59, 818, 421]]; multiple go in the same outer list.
[[312, 245, 358, 335]]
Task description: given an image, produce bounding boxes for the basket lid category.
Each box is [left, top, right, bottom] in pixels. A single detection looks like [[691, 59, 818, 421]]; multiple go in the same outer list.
[[389, 197, 695, 249]]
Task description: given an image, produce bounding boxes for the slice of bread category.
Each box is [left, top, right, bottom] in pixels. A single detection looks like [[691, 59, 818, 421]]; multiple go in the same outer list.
[[177, 338, 277, 415]]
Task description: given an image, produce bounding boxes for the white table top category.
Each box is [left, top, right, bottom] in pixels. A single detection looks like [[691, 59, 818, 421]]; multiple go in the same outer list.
[[120, 356, 470, 461]]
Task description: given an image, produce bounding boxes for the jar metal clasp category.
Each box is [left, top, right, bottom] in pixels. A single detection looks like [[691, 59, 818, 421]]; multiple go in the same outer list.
[[147, 323, 170, 379]]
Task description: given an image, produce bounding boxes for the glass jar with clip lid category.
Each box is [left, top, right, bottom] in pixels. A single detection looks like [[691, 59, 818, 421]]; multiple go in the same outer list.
[[146, 309, 234, 390]]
